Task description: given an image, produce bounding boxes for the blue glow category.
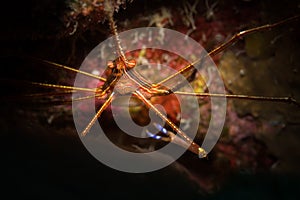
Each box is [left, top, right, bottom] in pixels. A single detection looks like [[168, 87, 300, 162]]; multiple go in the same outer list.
[[145, 130, 161, 140], [153, 123, 168, 135], [154, 135, 162, 140]]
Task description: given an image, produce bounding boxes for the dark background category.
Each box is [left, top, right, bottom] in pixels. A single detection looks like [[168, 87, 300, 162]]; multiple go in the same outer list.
[[1, 0, 300, 199]]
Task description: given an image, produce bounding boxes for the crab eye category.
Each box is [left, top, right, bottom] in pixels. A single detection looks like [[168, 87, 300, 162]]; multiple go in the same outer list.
[[126, 59, 136, 69], [107, 61, 114, 69]]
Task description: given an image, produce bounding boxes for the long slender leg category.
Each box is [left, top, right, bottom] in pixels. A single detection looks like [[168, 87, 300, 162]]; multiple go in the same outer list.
[[81, 92, 115, 137], [208, 15, 300, 57], [29, 57, 106, 81], [0, 81, 102, 107], [1, 79, 98, 93], [30, 82, 97, 93], [41, 94, 101, 106], [4, 90, 75, 99], [146, 123, 206, 157], [10, 92, 97, 105], [20, 91, 99, 101], [105, 0, 128, 64], [125, 71, 299, 107], [34, 94, 102, 105], [174, 91, 300, 107], [155, 15, 300, 86], [134, 90, 207, 157]]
